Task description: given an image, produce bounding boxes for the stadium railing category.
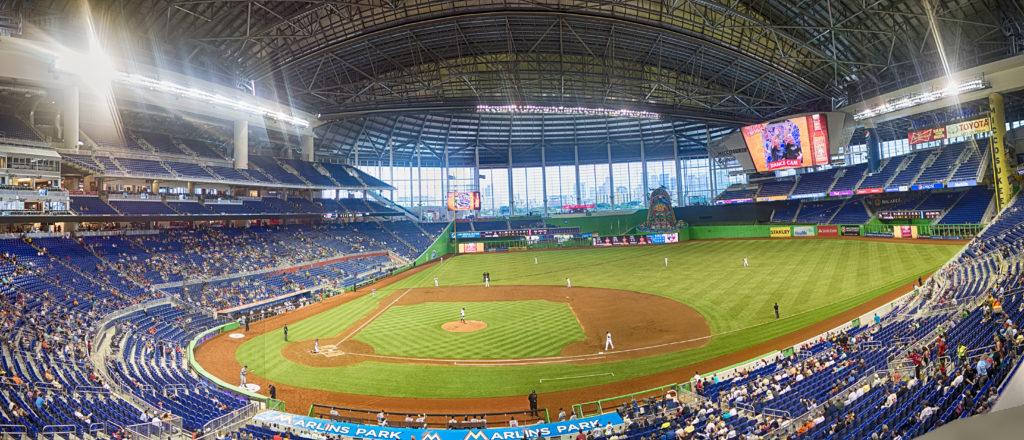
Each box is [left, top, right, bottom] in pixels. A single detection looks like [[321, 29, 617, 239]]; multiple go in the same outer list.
[[860, 223, 984, 239], [768, 369, 887, 438], [573, 383, 681, 418], [307, 404, 548, 427], [186, 322, 286, 411], [0, 424, 27, 437], [196, 402, 262, 440], [89, 297, 191, 430]]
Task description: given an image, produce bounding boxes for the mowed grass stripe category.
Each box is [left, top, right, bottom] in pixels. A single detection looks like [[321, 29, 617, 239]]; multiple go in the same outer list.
[[235, 239, 962, 398], [353, 301, 585, 359]]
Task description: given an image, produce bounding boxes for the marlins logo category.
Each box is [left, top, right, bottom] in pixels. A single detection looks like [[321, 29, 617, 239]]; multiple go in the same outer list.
[[256, 411, 298, 425], [463, 431, 490, 440]]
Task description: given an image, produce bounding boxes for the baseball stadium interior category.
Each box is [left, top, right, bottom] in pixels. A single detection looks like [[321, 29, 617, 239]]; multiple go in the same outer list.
[[1, 1, 1024, 440]]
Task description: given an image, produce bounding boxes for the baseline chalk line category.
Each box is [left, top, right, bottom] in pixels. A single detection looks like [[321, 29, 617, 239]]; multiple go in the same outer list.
[[539, 372, 614, 383]]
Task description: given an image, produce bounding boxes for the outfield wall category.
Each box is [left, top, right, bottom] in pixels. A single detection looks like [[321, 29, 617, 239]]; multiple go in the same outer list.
[[546, 210, 648, 236], [414, 221, 455, 265]]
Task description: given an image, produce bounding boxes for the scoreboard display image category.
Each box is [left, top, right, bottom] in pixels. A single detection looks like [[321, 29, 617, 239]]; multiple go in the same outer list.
[[446, 191, 482, 211]]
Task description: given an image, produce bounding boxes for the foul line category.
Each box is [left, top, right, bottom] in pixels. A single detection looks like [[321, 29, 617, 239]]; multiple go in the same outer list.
[[539, 372, 614, 383], [332, 256, 451, 346], [334, 287, 413, 345]]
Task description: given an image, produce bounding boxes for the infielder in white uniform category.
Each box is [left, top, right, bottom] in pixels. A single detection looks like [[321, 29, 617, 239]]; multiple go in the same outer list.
[[313, 338, 320, 354], [433, 276, 439, 287], [460, 307, 466, 323], [604, 332, 614, 351], [239, 365, 247, 386], [566, 277, 572, 288]]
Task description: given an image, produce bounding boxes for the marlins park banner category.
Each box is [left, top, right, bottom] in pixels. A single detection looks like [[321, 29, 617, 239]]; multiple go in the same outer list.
[[254, 411, 624, 440]]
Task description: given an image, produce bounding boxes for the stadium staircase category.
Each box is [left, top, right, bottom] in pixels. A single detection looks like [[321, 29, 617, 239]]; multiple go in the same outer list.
[[374, 220, 419, 258], [312, 162, 343, 186], [106, 156, 129, 174], [932, 191, 969, 224], [131, 132, 159, 154], [365, 190, 419, 221], [883, 155, 911, 188], [273, 158, 312, 186], [824, 199, 849, 224], [791, 203, 804, 223], [945, 147, 975, 183], [27, 238, 137, 303], [77, 129, 101, 150]]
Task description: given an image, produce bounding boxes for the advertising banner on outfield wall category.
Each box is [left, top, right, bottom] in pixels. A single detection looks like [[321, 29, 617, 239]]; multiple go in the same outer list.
[[458, 242, 484, 253], [770, 226, 792, 238], [792, 226, 816, 237], [840, 226, 861, 236], [817, 225, 839, 237], [254, 411, 624, 440], [893, 225, 919, 239], [592, 233, 678, 246]]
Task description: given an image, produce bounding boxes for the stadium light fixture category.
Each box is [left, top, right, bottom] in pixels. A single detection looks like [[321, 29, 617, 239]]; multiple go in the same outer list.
[[476, 105, 660, 119], [116, 73, 311, 128], [853, 76, 990, 121]]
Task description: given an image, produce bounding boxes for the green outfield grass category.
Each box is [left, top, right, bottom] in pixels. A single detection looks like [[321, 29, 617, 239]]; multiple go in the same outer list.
[[353, 300, 585, 359], [233, 239, 962, 399]]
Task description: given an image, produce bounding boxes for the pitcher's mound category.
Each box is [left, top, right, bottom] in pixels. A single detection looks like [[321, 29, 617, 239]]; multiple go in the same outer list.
[[442, 320, 487, 333]]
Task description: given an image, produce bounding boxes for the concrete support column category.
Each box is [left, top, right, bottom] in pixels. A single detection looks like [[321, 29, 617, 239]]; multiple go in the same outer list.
[[474, 145, 482, 216], [233, 120, 249, 169], [443, 142, 450, 201], [63, 87, 80, 150], [607, 141, 615, 209], [541, 144, 548, 215], [673, 136, 683, 206], [639, 127, 649, 205], [507, 146, 514, 215], [388, 141, 395, 202], [301, 133, 314, 162], [574, 144, 582, 205], [416, 145, 422, 209]]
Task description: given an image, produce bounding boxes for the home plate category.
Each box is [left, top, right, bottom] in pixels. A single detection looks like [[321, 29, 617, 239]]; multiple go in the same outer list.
[[318, 345, 346, 357], [228, 333, 245, 339], [243, 383, 261, 393]]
